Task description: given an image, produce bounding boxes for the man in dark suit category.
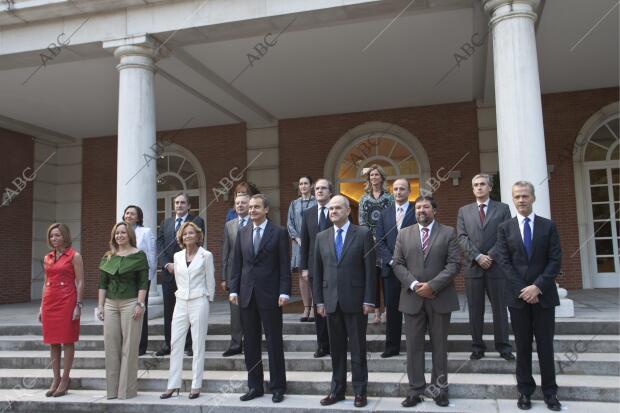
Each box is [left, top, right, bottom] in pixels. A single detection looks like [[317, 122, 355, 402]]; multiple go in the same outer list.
[[497, 181, 562, 412], [314, 195, 376, 408], [392, 196, 460, 408], [457, 173, 514, 361], [221, 193, 250, 357], [156, 192, 205, 356], [375, 178, 416, 358], [229, 194, 291, 403], [299, 178, 332, 358]]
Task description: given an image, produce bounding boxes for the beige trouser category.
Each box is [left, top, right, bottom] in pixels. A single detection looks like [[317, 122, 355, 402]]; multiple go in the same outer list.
[[167, 295, 209, 390], [104, 297, 143, 399]]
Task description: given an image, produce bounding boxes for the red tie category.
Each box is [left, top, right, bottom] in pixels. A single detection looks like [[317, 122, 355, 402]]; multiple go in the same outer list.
[[479, 204, 486, 224], [421, 227, 430, 256]]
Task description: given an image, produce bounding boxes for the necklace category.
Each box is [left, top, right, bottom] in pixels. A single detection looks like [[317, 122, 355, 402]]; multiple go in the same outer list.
[[186, 248, 198, 261]]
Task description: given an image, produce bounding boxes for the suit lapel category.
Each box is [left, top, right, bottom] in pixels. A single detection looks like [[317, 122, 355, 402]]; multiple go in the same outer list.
[[338, 225, 357, 263], [424, 222, 440, 262], [510, 218, 529, 261], [309, 206, 319, 233], [255, 221, 274, 257], [482, 200, 495, 229], [530, 215, 545, 260], [402, 202, 416, 228], [326, 227, 337, 262]]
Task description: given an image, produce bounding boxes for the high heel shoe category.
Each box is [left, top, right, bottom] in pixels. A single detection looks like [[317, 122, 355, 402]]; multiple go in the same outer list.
[[300, 306, 311, 322], [52, 378, 70, 397], [160, 389, 180, 399], [189, 390, 200, 399], [45, 379, 60, 397]]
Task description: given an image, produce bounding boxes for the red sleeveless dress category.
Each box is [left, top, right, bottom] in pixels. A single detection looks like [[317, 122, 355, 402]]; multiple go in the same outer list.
[[41, 248, 80, 344]]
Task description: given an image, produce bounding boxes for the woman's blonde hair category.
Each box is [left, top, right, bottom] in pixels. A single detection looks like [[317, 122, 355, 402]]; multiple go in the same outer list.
[[47, 223, 72, 249], [177, 221, 204, 248], [105, 222, 137, 259], [362, 164, 388, 194]]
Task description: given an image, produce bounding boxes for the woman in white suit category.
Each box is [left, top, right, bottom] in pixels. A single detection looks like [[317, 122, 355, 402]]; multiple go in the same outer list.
[[160, 221, 215, 400], [122, 205, 157, 356]]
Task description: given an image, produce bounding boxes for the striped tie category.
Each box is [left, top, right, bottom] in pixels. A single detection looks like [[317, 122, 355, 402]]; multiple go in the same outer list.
[[421, 227, 430, 256]]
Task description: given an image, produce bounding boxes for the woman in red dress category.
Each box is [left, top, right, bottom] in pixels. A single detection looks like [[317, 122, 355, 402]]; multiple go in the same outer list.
[[38, 223, 84, 397]]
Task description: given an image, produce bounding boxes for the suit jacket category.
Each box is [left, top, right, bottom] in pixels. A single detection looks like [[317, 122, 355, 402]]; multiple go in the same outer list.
[[392, 221, 461, 315], [157, 214, 206, 283], [496, 215, 562, 309], [375, 202, 416, 278], [299, 205, 327, 278], [456, 199, 511, 278], [313, 224, 376, 314], [229, 220, 291, 309], [173, 246, 215, 301], [222, 217, 247, 283]]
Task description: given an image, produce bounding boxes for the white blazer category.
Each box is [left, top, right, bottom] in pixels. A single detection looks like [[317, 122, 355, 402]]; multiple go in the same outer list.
[[173, 247, 215, 301], [135, 225, 157, 282]]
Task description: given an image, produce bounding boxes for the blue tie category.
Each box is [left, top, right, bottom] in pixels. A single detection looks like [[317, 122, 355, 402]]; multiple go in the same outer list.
[[523, 217, 532, 258], [238, 218, 245, 230], [175, 217, 182, 232], [335, 228, 343, 262]]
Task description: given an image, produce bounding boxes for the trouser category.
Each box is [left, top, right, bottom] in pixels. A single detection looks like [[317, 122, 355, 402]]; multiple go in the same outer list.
[[167, 296, 210, 390], [162, 279, 192, 350], [104, 297, 143, 399], [326, 304, 368, 396], [228, 300, 243, 350], [383, 273, 403, 353], [139, 281, 150, 354], [465, 275, 512, 353], [509, 304, 558, 397]]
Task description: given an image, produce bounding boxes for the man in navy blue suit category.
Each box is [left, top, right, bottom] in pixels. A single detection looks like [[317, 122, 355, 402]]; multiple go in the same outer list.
[[375, 178, 416, 358], [229, 194, 291, 404], [497, 181, 562, 412]]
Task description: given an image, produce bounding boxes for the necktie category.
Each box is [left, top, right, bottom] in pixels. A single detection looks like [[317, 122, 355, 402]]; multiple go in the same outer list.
[[175, 217, 182, 232], [253, 227, 262, 255], [523, 217, 532, 258], [335, 228, 343, 262], [238, 217, 245, 230], [319, 207, 328, 231], [421, 227, 430, 256], [396, 207, 404, 230], [479, 204, 486, 225]]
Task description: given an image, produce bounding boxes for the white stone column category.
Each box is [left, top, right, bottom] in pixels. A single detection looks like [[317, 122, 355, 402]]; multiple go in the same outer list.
[[482, 0, 551, 218], [106, 39, 157, 230], [105, 37, 162, 312]]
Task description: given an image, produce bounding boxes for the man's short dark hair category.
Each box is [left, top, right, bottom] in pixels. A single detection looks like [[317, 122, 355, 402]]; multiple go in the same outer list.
[[414, 195, 437, 210], [251, 193, 270, 209]]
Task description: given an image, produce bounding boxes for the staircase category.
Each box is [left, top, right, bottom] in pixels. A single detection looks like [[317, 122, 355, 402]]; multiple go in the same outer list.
[[0, 314, 618, 412]]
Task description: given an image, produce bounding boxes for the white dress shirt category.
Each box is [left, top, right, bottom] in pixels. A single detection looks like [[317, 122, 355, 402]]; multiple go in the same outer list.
[[134, 225, 157, 282], [517, 212, 536, 241]]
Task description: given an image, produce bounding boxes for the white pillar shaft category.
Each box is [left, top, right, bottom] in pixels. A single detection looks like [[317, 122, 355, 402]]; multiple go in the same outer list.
[[485, 0, 551, 218], [114, 45, 157, 230]]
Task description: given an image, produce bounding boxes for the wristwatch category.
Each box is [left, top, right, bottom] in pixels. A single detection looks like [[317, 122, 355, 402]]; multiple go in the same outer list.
[[76, 301, 83, 309], [137, 302, 146, 309]]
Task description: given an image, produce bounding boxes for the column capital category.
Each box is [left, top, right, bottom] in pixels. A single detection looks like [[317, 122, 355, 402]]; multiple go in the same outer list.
[[103, 34, 156, 72], [481, 0, 540, 25]]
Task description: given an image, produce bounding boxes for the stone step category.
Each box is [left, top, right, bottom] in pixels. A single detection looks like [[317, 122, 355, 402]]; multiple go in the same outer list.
[[3, 390, 620, 413], [1, 334, 617, 353], [0, 350, 617, 376], [1, 319, 616, 336], [0, 369, 617, 402]]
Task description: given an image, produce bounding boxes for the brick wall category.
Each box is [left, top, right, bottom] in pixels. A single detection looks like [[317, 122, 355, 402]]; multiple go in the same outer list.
[[542, 87, 619, 289], [279, 102, 481, 292], [81, 124, 246, 298], [0, 130, 33, 304]]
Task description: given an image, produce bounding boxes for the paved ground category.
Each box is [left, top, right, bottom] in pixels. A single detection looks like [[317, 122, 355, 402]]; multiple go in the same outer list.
[[0, 289, 617, 326]]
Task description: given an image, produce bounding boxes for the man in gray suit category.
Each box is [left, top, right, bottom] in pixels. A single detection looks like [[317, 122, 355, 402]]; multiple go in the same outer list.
[[221, 193, 250, 356], [314, 195, 376, 408], [392, 195, 460, 408], [457, 174, 514, 361]]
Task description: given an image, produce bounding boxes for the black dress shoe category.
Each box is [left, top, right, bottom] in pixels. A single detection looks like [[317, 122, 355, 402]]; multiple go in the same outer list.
[[380, 350, 399, 358], [155, 347, 170, 357], [188, 392, 200, 399], [320, 393, 344, 406], [138, 349, 147, 356], [517, 393, 532, 410], [354, 394, 367, 408], [313, 348, 329, 358], [434, 393, 449, 407], [222, 347, 243, 357], [401, 395, 423, 407], [544, 395, 562, 411], [470, 351, 485, 360], [185, 349, 193, 357], [160, 389, 179, 399], [240, 388, 263, 401], [500, 352, 516, 361], [272, 391, 284, 403]]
